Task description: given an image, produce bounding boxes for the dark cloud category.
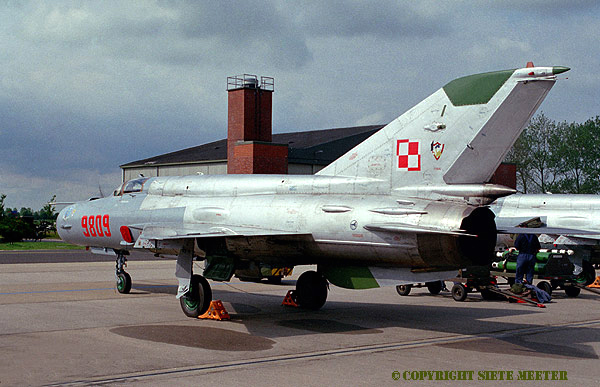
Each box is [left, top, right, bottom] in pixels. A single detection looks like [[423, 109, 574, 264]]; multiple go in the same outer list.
[[487, 0, 599, 15], [0, 1, 598, 209], [13, 1, 313, 69], [289, 1, 452, 39]]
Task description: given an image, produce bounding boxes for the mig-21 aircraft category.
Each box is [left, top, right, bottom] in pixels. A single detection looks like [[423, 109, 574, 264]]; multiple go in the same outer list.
[[57, 64, 568, 317], [492, 193, 599, 284]]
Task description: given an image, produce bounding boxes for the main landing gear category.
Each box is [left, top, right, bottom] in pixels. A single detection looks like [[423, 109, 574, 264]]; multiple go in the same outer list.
[[176, 240, 213, 318], [294, 271, 328, 310], [179, 274, 213, 318], [115, 251, 132, 294]]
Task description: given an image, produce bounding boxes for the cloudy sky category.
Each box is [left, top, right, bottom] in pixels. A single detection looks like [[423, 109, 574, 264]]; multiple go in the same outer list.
[[1, 1, 599, 210]]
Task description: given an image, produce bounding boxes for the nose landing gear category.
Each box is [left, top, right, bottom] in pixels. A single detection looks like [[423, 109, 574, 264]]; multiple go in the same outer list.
[[115, 251, 132, 294]]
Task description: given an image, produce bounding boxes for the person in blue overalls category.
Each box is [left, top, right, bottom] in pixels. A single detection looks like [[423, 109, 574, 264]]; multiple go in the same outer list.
[[514, 233, 541, 284]]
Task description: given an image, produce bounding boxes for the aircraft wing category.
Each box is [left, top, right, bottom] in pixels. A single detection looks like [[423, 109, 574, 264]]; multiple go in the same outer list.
[[495, 216, 600, 237], [131, 223, 307, 241], [363, 223, 477, 237]]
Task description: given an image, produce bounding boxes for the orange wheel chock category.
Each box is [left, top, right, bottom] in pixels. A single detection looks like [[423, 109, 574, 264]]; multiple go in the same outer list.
[[282, 290, 298, 307], [199, 300, 231, 321], [588, 276, 600, 289]]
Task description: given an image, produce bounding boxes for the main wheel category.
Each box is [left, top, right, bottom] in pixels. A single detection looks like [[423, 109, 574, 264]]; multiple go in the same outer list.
[[426, 281, 443, 295], [396, 284, 412, 296], [577, 260, 596, 286], [295, 271, 328, 310], [180, 275, 212, 317], [564, 285, 581, 298], [452, 283, 468, 302], [116, 272, 132, 294], [537, 281, 552, 296]]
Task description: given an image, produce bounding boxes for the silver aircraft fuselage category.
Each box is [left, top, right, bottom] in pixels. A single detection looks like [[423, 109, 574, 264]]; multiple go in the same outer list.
[[58, 174, 493, 270], [493, 194, 600, 236], [492, 194, 600, 260]]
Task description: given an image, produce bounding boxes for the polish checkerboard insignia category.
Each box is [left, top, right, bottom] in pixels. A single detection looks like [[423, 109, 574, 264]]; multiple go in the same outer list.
[[396, 139, 421, 171]]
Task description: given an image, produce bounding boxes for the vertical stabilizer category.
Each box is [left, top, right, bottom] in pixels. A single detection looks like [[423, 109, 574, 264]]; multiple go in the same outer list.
[[317, 66, 567, 192]]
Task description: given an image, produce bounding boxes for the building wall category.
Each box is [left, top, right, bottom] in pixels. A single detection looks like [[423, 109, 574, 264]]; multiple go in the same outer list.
[[287, 163, 325, 174], [122, 162, 227, 181], [122, 162, 322, 181], [160, 163, 228, 177], [228, 142, 288, 174], [123, 166, 159, 181]]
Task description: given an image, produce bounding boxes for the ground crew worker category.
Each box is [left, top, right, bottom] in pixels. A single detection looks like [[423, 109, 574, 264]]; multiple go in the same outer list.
[[514, 233, 541, 284]]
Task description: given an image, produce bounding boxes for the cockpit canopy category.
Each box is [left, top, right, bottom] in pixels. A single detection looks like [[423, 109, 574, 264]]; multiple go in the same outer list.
[[113, 177, 150, 196]]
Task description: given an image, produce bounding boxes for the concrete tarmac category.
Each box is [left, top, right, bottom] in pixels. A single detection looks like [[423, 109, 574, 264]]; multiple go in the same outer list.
[[0, 248, 164, 264], [1, 251, 600, 386]]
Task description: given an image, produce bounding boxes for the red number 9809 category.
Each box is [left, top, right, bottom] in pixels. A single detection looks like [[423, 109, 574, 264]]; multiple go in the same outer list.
[[81, 215, 111, 238]]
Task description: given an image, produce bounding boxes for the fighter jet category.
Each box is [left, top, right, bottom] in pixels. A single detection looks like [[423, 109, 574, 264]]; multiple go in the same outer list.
[[57, 64, 568, 317], [492, 193, 599, 284]]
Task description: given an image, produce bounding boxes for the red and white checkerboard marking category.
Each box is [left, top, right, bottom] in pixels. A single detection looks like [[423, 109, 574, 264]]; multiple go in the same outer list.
[[397, 139, 421, 171]]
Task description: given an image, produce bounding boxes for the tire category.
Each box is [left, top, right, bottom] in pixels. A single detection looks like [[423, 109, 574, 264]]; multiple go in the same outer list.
[[396, 284, 412, 296], [426, 281, 443, 295], [452, 283, 468, 302], [180, 275, 212, 317], [295, 271, 328, 310], [578, 260, 596, 286], [537, 281, 552, 296], [116, 272, 132, 294], [564, 285, 581, 298]]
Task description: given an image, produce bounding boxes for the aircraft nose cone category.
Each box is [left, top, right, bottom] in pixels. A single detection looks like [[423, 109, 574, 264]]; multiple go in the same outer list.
[[56, 208, 66, 238], [56, 205, 75, 241], [552, 66, 570, 75]]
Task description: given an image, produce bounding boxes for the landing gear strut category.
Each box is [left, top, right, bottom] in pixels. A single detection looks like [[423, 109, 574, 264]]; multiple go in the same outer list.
[[115, 251, 131, 294], [176, 240, 212, 317]]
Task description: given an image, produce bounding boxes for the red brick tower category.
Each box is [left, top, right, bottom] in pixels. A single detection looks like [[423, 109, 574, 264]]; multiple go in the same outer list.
[[227, 75, 288, 174]]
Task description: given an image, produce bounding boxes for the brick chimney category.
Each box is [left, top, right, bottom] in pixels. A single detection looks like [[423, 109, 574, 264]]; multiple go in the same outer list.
[[226, 75, 288, 174]]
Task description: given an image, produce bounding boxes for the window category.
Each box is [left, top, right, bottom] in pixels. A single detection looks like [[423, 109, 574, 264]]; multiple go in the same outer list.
[[120, 178, 150, 195]]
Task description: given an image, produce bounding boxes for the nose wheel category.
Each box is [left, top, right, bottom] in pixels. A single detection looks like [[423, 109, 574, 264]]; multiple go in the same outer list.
[[115, 252, 131, 294], [117, 271, 132, 294]]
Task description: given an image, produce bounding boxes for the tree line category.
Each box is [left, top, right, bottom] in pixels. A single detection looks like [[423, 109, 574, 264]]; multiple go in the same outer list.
[[505, 114, 600, 194], [0, 194, 57, 242]]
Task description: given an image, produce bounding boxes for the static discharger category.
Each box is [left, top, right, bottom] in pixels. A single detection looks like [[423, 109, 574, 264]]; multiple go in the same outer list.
[[281, 290, 299, 307], [198, 300, 231, 320]]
